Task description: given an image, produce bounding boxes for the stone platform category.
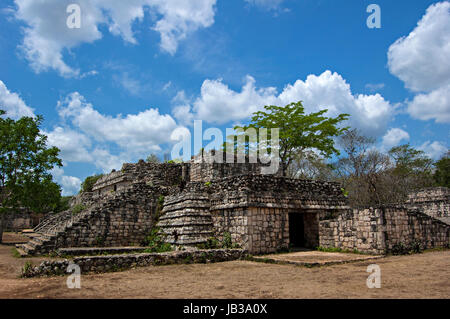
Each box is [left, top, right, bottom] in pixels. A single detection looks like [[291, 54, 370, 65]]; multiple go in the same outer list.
[[250, 250, 383, 267]]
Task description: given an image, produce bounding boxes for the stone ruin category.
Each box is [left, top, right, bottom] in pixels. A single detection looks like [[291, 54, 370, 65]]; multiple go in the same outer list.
[[17, 152, 450, 256]]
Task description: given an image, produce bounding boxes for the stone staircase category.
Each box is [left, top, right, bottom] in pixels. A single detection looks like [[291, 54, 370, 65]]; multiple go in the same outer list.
[[16, 184, 149, 256], [16, 205, 98, 256], [157, 192, 215, 246]]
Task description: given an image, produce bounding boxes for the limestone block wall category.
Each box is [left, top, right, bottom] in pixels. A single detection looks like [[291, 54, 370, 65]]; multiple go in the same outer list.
[[158, 193, 214, 245], [4, 211, 33, 231], [93, 161, 184, 197], [245, 207, 289, 254], [319, 209, 385, 254], [319, 206, 450, 255], [383, 207, 450, 252], [406, 187, 449, 222], [211, 208, 250, 249], [46, 183, 161, 252]]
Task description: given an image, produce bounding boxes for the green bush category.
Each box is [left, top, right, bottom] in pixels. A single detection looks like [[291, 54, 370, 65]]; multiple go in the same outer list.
[[142, 227, 173, 253], [22, 261, 33, 275], [71, 204, 86, 215], [197, 232, 240, 249], [197, 237, 220, 249], [80, 174, 104, 193]]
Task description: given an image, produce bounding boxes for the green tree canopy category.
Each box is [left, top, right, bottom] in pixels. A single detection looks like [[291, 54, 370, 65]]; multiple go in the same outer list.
[[433, 151, 449, 188], [235, 101, 349, 176], [0, 110, 63, 242]]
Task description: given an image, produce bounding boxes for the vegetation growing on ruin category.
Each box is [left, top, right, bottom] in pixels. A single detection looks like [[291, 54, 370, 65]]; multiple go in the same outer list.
[[142, 227, 173, 253], [232, 101, 349, 176], [80, 174, 104, 193], [197, 232, 240, 250], [71, 204, 85, 215]]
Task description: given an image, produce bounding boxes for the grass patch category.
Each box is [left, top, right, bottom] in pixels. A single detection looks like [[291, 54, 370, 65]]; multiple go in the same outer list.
[[11, 247, 21, 258]]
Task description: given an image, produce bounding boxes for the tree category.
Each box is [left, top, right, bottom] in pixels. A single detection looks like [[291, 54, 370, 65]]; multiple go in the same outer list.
[[387, 144, 434, 197], [80, 174, 104, 193], [235, 101, 349, 176], [334, 129, 391, 206], [334, 131, 436, 206], [286, 149, 336, 181], [0, 110, 62, 243], [433, 151, 450, 187], [146, 154, 160, 163]]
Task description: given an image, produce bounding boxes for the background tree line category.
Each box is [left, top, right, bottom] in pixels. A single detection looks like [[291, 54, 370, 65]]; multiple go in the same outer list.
[[287, 129, 449, 206]]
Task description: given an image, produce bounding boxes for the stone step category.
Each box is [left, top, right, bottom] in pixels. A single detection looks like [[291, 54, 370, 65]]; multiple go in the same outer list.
[[158, 221, 213, 227], [15, 247, 28, 258], [21, 243, 36, 254]]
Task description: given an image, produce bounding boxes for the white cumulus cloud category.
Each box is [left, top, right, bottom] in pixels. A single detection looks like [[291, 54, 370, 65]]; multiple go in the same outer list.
[[407, 84, 450, 123], [13, 0, 217, 76], [57, 92, 180, 153], [388, 1, 450, 93], [418, 141, 448, 160], [51, 167, 82, 196], [381, 128, 410, 151], [174, 71, 395, 137], [0, 80, 35, 119], [388, 1, 450, 123]]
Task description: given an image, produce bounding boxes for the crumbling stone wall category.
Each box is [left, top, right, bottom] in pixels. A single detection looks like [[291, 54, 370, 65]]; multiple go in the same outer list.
[[4, 211, 33, 231], [211, 208, 250, 249], [319, 209, 385, 254], [319, 206, 450, 254], [383, 206, 450, 253], [52, 183, 160, 249], [406, 187, 449, 223], [92, 160, 184, 197]]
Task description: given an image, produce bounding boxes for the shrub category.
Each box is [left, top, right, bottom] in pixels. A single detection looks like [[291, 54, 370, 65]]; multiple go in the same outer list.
[[197, 232, 240, 249], [197, 237, 220, 249], [22, 261, 33, 276], [71, 204, 86, 215], [142, 227, 173, 253], [80, 174, 104, 193]]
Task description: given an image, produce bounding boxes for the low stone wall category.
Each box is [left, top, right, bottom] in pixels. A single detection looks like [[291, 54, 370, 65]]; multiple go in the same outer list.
[[57, 247, 149, 256], [383, 207, 450, 253], [406, 187, 449, 223], [4, 211, 33, 231], [22, 249, 247, 277], [319, 206, 450, 255], [319, 209, 385, 254]]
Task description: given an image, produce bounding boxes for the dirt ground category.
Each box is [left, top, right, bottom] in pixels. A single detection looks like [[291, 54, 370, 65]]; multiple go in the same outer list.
[[0, 244, 449, 299]]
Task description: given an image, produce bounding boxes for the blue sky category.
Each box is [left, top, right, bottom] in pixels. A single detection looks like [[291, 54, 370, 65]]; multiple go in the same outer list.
[[0, 0, 449, 195]]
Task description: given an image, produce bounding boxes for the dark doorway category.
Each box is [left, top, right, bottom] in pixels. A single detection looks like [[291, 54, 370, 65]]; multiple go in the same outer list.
[[289, 213, 305, 247]]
